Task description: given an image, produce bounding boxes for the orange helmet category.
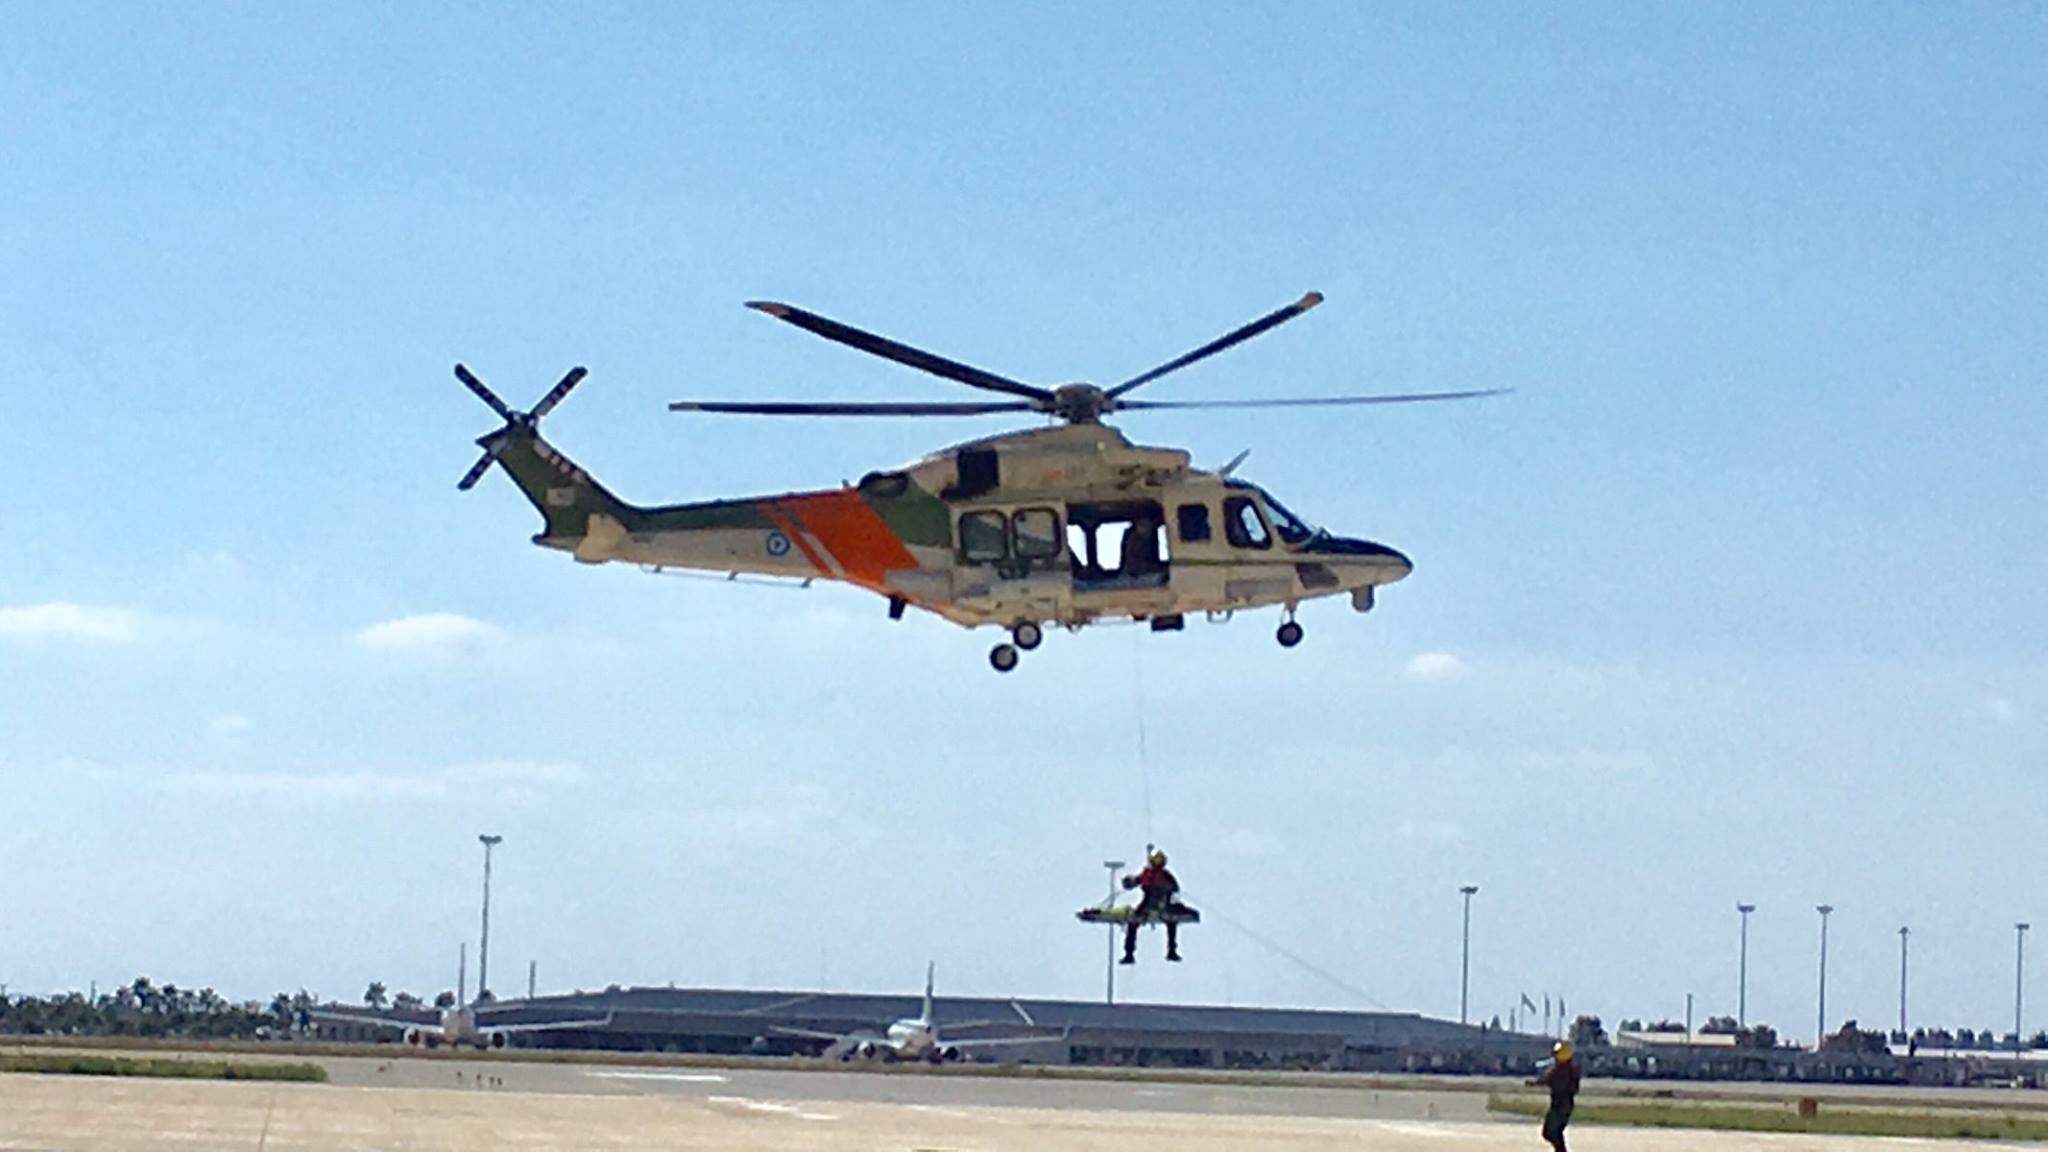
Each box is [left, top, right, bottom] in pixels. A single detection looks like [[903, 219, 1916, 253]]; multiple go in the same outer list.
[[1148, 849, 1167, 868]]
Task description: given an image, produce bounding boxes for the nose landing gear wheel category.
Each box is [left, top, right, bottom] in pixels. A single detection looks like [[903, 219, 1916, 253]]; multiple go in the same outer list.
[[990, 643, 1021, 673], [1276, 620, 1304, 648], [1011, 621, 1043, 651]]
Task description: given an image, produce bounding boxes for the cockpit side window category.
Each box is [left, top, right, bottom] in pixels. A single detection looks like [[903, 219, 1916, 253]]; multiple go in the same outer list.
[[1224, 496, 1271, 550], [1176, 503, 1211, 543], [1259, 492, 1313, 544]]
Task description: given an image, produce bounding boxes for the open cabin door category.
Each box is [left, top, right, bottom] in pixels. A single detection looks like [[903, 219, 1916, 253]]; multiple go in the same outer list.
[[1066, 499, 1177, 615]]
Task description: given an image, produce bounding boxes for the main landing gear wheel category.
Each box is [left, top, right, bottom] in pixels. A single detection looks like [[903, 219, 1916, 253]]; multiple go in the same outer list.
[[1011, 621, 1043, 651], [990, 643, 1021, 673], [1276, 620, 1304, 648]]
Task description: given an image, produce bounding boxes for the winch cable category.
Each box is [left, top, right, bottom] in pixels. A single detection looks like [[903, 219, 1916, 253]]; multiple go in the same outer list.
[[1131, 630, 1155, 844]]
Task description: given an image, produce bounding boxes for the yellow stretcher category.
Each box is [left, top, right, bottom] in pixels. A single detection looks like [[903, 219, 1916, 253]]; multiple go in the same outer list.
[[1076, 901, 1200, 926]]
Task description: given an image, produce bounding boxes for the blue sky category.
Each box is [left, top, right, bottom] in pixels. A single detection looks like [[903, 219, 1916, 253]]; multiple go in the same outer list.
[[2, 5, 2043, 1042]]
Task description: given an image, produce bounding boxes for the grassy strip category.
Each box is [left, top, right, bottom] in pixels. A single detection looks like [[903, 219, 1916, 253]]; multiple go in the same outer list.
[[0, 1053, 326, 1083], [1489, 1092, 2048, 1141]]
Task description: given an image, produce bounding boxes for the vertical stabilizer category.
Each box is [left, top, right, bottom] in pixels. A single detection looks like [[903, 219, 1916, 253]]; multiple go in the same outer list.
[[921, 961, 936, 1025]]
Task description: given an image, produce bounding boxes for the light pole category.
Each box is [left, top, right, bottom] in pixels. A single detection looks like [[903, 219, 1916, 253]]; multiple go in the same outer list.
[[2018, 922, 2031, 1051], [1898, 926, 1910, 1038], [1737, 903, 1756, 1028], [1459, 885, 1480, 1025], [478, 834, 503, 1003], [1815, 904, 1834, 1047], [1103, 860, 1125, 1006]]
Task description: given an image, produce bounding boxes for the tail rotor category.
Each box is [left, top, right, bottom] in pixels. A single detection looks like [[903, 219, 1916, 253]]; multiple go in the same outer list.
[[454, 364, 587, 491]]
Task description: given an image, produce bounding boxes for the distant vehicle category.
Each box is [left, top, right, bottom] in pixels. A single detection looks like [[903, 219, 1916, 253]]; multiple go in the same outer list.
[[771, 962, 1062, 1064], [455, 292, 1499, 671]]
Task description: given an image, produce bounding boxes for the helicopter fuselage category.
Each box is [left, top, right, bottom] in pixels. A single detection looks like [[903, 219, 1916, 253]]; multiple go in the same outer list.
[[529, 424, 1411, 635]]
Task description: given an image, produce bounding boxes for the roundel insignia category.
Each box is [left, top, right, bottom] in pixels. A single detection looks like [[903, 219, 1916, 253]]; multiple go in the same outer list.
[[765, 530, 792, 557]]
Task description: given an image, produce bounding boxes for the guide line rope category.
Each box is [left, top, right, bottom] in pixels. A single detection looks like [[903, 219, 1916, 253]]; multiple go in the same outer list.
[[1200, 901, 1391, 1011]]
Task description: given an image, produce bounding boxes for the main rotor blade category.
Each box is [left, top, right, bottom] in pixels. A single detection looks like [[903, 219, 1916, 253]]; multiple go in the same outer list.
[[529, 366, 588, 420], [1106, 291, 1325, 399], [1116, 388, 1510, 411], [669, 399, 1036, 417], [746, 301, 1052, 404], [457, 452, 496, 491], [454, 364, 514, 421]]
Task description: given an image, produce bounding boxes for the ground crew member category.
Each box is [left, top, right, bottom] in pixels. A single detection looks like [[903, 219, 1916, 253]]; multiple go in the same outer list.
[[1120, 848, 1181, 964], [1527, 1039, 1581, 1151]]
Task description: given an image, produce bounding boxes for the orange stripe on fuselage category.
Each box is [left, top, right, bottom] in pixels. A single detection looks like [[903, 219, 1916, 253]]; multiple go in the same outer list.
[[776, 489, 920, 592]]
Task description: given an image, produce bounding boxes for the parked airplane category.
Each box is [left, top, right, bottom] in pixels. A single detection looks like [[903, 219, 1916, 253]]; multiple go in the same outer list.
[[311, 999, 614, 1050], [309, 952, 610, 1050], [772, 962, 1063, 1064]]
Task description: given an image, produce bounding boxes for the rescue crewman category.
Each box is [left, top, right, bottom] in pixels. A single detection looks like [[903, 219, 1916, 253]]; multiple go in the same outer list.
[[1527, 1039, 1581, 1151], [1120, 848, 1182, 964]]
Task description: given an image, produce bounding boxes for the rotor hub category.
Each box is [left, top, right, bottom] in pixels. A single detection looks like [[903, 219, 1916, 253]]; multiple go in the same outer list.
[[1049, 383, 1111, 424]]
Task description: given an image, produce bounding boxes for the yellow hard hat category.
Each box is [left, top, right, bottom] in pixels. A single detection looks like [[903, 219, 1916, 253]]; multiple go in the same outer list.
[[1148, 849, 1167, 867], [1553, 1040, 1575, 1063]]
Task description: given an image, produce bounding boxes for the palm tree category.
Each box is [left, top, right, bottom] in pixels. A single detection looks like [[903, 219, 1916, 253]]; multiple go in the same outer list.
[[364, 982, 389, 1009]]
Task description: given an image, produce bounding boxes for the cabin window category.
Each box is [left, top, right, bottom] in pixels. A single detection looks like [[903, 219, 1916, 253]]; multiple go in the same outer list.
[[1012, 508, 1061, 559], [1176, 503, 1211, 543], [1224, 496, 1271, 549], [959, 510, 1008, 562]]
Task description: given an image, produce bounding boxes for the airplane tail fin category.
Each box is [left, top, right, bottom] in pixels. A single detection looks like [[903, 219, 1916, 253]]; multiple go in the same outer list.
[[922, 961, 935, 1025], [453, 364, 639, 547]]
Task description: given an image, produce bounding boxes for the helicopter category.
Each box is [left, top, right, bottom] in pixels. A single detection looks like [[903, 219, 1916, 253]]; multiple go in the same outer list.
[[454, 292, 1499, 672]]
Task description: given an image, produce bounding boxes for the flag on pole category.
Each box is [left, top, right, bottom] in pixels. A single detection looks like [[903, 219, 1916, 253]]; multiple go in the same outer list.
[[1521, 992, 1538, 1014]]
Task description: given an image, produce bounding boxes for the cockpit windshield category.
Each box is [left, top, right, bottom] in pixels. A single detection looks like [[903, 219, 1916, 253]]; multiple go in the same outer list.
[[1250, 484, 1315, 544]]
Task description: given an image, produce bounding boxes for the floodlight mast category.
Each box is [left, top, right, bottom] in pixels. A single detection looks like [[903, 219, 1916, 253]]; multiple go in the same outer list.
[[478, 834, 504, 1003], [1104, 860, 1125, 1006], [1737, 903, 1756, 1028], [2019, 923, 2032, 1053], [1899, 926, 1911, 1038], [1815, 904, 1835, 1048], [1459, 886, 1480, 1025]]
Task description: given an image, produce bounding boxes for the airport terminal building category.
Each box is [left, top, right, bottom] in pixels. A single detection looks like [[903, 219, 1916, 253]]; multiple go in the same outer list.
[[364, 985, 1550, 1072]]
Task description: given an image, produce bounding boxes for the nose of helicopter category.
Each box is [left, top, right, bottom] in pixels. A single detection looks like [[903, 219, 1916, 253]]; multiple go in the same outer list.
[[1304, 535, 1413, 581]]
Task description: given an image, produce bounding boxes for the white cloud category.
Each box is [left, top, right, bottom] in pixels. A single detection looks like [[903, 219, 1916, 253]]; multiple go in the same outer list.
[[175, 770, 444, 802], [1404, 651, 1468, 682], [678, 786, 829, 849], [207, 714, 253, 735], [169, 759, 587, 804], [0, 602, 142, 643], [1395, 817, 1467, 845], [1217, 827, 1286, 859], [355, 612, 503, 654]]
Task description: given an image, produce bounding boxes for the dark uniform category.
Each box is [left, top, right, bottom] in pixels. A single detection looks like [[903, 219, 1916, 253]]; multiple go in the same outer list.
[[1532, 1052, 1580, 1151], [1120, 858, 1182, 963]]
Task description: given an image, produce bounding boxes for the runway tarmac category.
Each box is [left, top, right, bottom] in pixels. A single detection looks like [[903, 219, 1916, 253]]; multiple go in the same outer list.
[[0, 1052, 2036, 1150]]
